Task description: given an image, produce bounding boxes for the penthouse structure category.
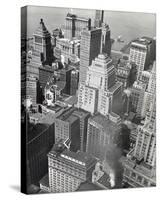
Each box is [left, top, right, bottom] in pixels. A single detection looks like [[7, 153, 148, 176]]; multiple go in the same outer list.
[[46, 141, 97, 193]]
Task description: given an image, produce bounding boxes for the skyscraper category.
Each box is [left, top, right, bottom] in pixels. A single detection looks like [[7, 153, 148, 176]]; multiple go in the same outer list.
[[55, 108, 81, 152], [129, 37, 154, 74], [64, 13, 91, 40], [94, 10, 104, 28], [86, 113, 121, 160], [33, 19, 53, 65], [79, 28, 102, 83], [101, 23, 111, 56], [72, 109, 90, 152], [78, 54, 122, 116]]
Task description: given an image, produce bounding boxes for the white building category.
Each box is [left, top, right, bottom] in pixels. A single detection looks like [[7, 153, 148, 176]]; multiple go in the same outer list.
[[77, 54, 122, 116]]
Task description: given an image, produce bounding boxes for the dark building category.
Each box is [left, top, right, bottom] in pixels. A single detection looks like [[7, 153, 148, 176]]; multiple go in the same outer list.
[[94, 10, 104, 28], [26, 111, 55, 187], [101, 23, 111, 56], [39, 65, 54, 93], [80, 27, 102, 83], [54, 65, 73, 95], [72, 109, 90, 152], [94, 10, 111, 56], [55, 107, 81, 152]]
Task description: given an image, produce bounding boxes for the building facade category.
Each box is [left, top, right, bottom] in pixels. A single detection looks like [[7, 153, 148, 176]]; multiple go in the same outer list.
[[78, 54, 122, 116], [55, 108, 81, 152], [129, 37, 154, 74], [72, 109, 90, 152], [86, 114, 121, 160], [64, 13, 91, 40], [21, 75, 37, 106], [33, 19, 53, 65], [47, 141, 97, 193], [79, 28, 102, 83]]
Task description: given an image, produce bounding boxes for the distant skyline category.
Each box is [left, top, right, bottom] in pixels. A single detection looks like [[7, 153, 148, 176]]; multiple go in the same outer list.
[[22, 6, 156, 45]]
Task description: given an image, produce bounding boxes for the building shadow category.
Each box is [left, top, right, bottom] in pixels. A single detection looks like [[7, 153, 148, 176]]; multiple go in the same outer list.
[[10, 185, 20, 192]]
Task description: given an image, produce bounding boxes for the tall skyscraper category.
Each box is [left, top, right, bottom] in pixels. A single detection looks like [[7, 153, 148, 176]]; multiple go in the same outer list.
[[33, 19, 53, 65], [78, 54, 122, 116], [72, 109, 90, 152], [94, 10, 111, 55], [94, 10, 104, 28], [129, 37, 154, 74], [79, 28, 102, 83], [64, 13, 91, 40], [47, 140, 97, 193], [101, 23, 111, 56]]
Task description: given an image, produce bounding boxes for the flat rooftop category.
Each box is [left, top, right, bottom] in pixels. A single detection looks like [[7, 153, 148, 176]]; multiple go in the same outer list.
[[61, 149, 96, 167], [131, 37, 153, 46], [122, 157, 156, 181], [89, 113, 120, 135]]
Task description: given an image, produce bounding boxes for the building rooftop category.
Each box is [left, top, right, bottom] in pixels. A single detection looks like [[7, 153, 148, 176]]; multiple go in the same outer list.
[[61, 150, 97, 167], [109, 81, 122, 93], [27, 123, 49, 143], [131, 37, 153, 47], [96, 172, 111, 189], [122, 157, 156, 181], [89, 113, 120, 135], [64, 95, 78, 106], [73, 108, 90, 118], [56, 107, 76, 122], [29, 111, 55, 125], [49, 142, 97, 168]]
